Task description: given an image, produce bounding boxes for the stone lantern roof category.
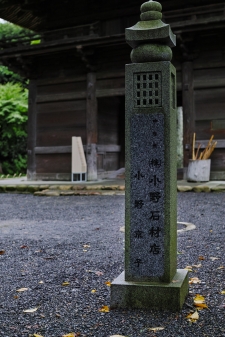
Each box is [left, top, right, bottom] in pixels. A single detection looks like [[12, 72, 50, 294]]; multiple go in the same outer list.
[[126, 0, 176, 62]]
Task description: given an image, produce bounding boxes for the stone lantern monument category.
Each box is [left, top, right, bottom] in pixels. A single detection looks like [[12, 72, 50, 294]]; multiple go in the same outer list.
[[111, 0, 189, 311]]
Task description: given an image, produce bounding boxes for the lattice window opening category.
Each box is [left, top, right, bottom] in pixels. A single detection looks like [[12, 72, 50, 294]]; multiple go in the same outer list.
[[134, 72, 162, 108]]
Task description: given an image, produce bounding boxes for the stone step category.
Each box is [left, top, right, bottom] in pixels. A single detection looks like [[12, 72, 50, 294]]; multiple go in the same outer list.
[[0, 183, 225, 195]]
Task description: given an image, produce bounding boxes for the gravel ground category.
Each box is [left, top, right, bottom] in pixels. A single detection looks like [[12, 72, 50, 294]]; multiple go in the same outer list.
[[0, 193, 224, 337]]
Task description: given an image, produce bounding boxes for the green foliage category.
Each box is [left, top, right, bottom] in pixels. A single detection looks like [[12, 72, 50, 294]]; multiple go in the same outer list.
[[0, 83, 28, 174], [0, 22, 31, 41], [0, 65, 27, 87], [0, 23, 31, 87]]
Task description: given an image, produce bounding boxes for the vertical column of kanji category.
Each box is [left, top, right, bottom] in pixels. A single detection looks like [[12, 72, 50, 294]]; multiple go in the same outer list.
[[129, 112, 165, 281]]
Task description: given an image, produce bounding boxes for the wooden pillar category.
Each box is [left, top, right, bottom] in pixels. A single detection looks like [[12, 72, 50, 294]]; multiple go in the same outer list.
[[182, 61, 195, 168], [27, 80, 37, 180], [86, 72, 98, 181]]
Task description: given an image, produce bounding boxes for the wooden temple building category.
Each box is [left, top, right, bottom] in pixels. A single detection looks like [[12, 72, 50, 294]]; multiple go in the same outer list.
[[0, 0, 225, 180]]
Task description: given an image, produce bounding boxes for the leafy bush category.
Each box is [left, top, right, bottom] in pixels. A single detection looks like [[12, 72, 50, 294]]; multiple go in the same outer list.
[[0, 23, 30, 87], [0, 83, 28, 174], [0, 22, 32, 41], [0, 65, 27, 87]]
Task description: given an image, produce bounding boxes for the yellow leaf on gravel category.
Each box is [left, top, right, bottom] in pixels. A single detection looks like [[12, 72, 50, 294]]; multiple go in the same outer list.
[[194, 301, 208, 308], [186, 311, 199, 322], [16, 287, 28, 292], [184, 266, 193, 272], [62, 334, 75, 337], [220, 290, 225, 294], [98, 305, 110, 313], [33, 334, 44, 337], [194, 294, 205, 303], [23, 307, 38, 313], [91, 289, 97, 293], [189, 277, 201, 284], [148, 327, 165, 332], [105, 281, 111, 287], [62, 282, 70, 286]]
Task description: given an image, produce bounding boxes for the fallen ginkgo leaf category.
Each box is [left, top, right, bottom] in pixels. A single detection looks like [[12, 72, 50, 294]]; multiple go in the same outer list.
[[184, 266, 193, 272], [33, 334, 44, 337], [16, 287, 28, 292], [148, 327, 165, 332], [194, 294, 205, 303], [192, 264, 202, 268], [210, 257, 220, 261], [91, 289, 97, 293], [193, 294, 208, 309], [189, 277, 201, 284], [98, 305, 110, 313], [194, 303, 208, 309], [23, 307, 38, 313], [220, 290, 225, 295], [105, 281, 111, 287], [186, 311, 199, 322], [62, 282, 70, 286]]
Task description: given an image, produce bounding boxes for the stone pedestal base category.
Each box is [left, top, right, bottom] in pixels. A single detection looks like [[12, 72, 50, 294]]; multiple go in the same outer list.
[[111, 269, 188, 311]]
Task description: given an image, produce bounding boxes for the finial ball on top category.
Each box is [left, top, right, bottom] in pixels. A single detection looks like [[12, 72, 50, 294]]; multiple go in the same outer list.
[[140, 0, 162, 21], [141, 0, 162, 13]]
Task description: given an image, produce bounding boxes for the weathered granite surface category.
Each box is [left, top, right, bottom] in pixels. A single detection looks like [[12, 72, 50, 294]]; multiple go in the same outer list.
[[111, 0, 188, 310], [111, 270, 189, 311]]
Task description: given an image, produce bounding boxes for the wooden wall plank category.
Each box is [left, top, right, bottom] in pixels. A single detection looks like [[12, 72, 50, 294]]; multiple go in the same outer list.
[[37, 100, 86, 113], [209, 149, 225, 171], [36, 154, 71, 173], [36, 127, 86, 147], [195, 88, 225, 120], [97, 77, 125, 90], [194, 67, 225, 89], [37, 92, 86, 103], [37, 111, 86, 128], [98, 96, 120, 145], [37, 81, 86, 95]]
